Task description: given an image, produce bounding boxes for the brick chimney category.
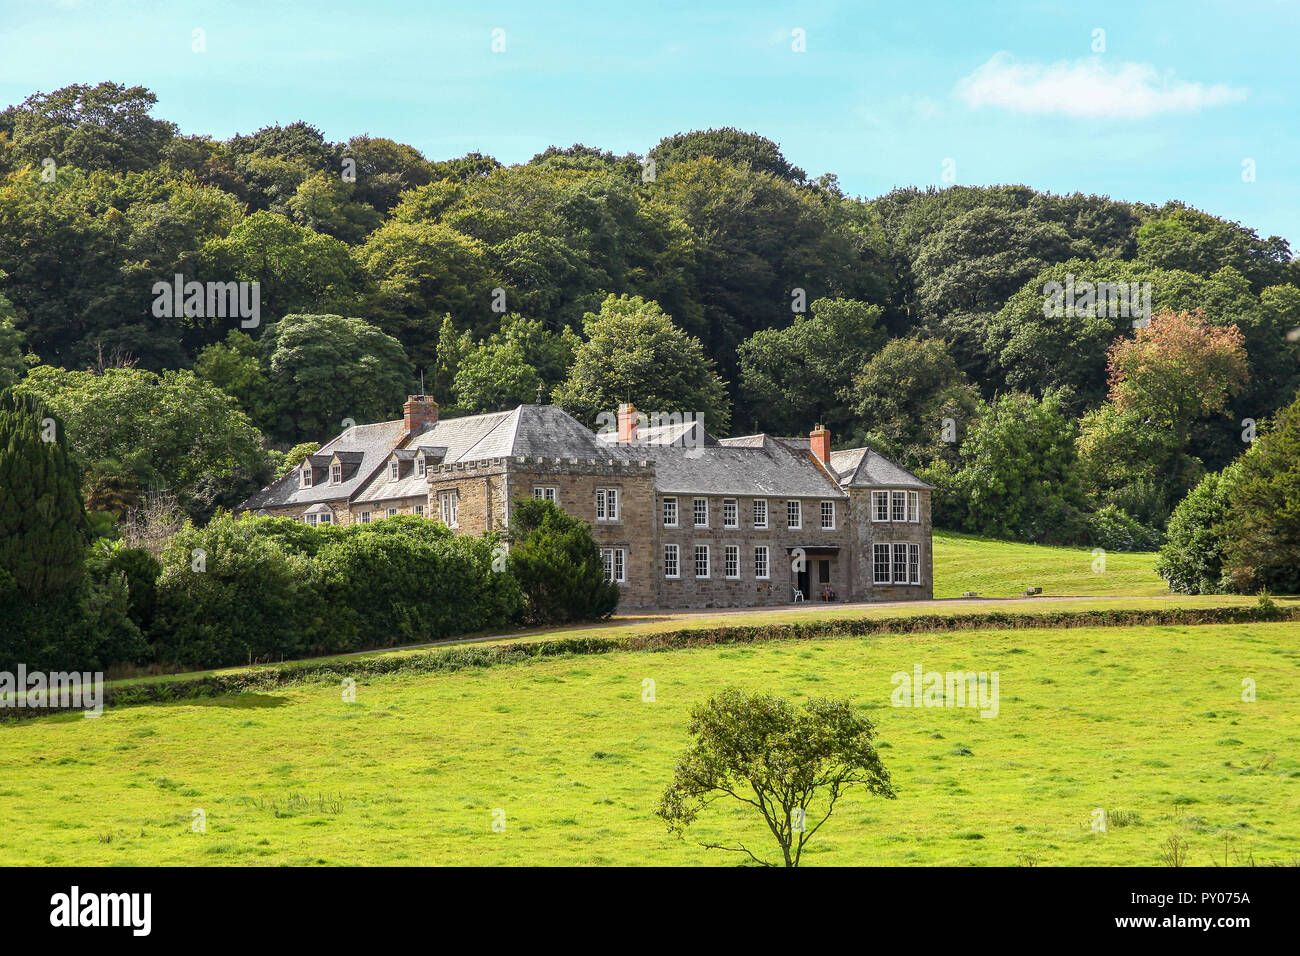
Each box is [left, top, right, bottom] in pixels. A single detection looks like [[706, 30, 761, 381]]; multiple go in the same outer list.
[[617, 402, 639, 443], [403, 395, 439, 434], [809, 423, 831, 464]]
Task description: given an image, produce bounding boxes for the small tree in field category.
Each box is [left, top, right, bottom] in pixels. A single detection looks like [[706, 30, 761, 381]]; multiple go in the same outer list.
[[655, 689, 895, 867]]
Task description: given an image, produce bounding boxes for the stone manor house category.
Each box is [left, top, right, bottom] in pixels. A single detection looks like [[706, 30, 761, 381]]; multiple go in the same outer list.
[[237, 396, 933, 610]]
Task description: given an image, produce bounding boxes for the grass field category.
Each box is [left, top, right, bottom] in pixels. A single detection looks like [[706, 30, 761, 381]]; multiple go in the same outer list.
[[4, 619, 1297, 866], [932, 531, 1166, 598]]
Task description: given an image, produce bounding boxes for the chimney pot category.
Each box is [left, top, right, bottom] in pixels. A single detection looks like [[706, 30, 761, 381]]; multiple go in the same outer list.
[[404, 395, 439, 434], [809, 423, 831, 464], [617, 402, 639, 443]]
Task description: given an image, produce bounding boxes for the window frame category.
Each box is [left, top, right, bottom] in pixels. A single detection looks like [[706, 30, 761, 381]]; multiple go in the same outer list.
[[601, 547, 626, 584], [360, 511, 371, 524], [908, 542, 921, 585], [595, 487, 619, 522], [662, 496, 678, 528], [754, 545, 770, 580], [820, 500, 835, 530], [873, 543, 891, 584], [532, 486, 557, 502], [872, 490, 888, 522], [724, 544, 740, 579], [694, 544, 710, 579], [787, 499, 802, 530], [753, 499, 768, 529], [893, 543, 908, 584], [439, 490, 459, 528], [693, 497, 709, 528], [664, 543, 680, 579], [907, 491, 920, 523], [301, 465, 313, 489], [389, 459, 400, 482], [329, 462, 342, 485], [413, 504, 424, 518], [723, 498, 738, 529], [891, 490, 906, 522], [416, 457, 427, 478]]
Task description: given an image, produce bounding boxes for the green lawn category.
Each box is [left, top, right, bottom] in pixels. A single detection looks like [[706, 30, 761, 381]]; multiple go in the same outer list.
[[5, 620, 1297, 866], [933, 531, 1166, 598]]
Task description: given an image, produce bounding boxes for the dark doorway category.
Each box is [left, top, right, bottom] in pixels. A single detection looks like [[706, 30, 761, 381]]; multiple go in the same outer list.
[[797, 566, 810, 600], [818, 560, 830, 584]]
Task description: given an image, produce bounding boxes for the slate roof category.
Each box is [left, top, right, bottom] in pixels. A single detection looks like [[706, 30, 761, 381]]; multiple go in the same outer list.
[[239, 403, 856, 513], [649, 438, 846, 498], [827, 447, 934, 489], [240, 420, 409, 510]]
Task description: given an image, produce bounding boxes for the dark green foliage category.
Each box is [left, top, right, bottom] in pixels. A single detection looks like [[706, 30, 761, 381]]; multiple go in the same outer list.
[[1086, 504, 1164, 552], [649, 128, 807, 183], [0, 387, 87, 599], [946, 391, 1089, 544], [85, 541, 160, 635], [507, 498, 620, 625], [1220, 390, 1300, 593], [308, 518, 521, 651], [1156, 463, 1242, 594], [151, 514, 522, 668]]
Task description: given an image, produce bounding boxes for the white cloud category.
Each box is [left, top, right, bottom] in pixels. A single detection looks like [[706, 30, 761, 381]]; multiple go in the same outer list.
[[956, 53, 1247, 119]]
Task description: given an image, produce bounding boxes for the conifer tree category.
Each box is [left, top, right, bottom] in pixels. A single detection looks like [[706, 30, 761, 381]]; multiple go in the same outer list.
[[0, 387, 88, 600]]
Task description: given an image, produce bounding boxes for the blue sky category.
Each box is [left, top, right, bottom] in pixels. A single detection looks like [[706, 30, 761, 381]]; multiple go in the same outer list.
[[3, 0, 1297, 246]]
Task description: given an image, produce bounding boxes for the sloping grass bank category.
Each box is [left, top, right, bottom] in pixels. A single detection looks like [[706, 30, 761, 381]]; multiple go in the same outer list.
[[8, 603, 1292, 721]]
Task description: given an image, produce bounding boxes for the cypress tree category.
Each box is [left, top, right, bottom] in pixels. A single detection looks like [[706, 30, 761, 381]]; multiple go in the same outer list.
[[0, 387, 88, 600]]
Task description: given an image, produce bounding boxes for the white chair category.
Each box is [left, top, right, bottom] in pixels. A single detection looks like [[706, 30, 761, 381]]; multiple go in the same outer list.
[[792, 588, 805, 602]]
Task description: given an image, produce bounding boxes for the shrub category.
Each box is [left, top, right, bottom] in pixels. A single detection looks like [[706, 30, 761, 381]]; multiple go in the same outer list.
[[152, 515, 315, 668], [507, 498, 619, 625], [308, 519, 521, 651], [1156, 463, 1242, 594], [1087, 505, 1165, 553]]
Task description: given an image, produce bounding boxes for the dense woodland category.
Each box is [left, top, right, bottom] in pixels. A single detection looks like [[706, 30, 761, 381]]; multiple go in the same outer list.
[[2, 82, 1299, 601]]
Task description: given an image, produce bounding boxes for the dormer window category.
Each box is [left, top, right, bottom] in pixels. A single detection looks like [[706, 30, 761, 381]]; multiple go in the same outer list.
[[300, 465, 313, 488], [416, 456, 426, 478], [330, 463, 342, 484], [389, 459, 400, 481]]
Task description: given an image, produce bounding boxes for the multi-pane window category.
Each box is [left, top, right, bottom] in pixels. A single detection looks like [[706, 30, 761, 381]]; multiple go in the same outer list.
[[693, 498, 709, 528], [753, 499, 768, 529], [389, 460, 400, 481], [724, 545, 740, 579], [387, 508, 398, 518], [533, 486, 557, 502], [439, 491, 459, 528], [416, 457, 426, 478], [318, 513, 333, 525], [908, 543, 921, 584], [694, 545, 710, 578], [360, 512, 371, 524], [664, 544, 680, 579], [723, 499, 738, 529], [601, 548, 626, 583], [330, 463, 342, 484], [820, 500, 835, 530], [891, 491, 907, 522], [304, 513, 318, 526], [413, 504, 424, 517], [595, 488, 619, 521], [787, 500, 802, 529], [893, 543, 908, 584], [754, 546, 770, 580], [907, 491, 920, 523], [872, 491, 889, 522], [301, 465, 313, 488], [873, 543, 891, 584], [663, 497, 678, 527]]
